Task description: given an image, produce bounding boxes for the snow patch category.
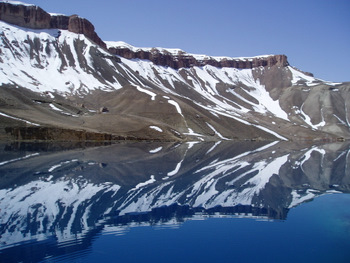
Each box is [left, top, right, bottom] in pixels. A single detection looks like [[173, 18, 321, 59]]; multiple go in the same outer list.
[[0, 111, 40, 126], [150, 126, 163, 132], [168, 100, 183, 115], [2, 1, 35, 6], [289, 189, 316, 208], [206, 122, 230, 140], [149, 147, 162, 154], [136, 86, 156, 100], [289, 67, 317, 86], [49, 104, 78, 117]]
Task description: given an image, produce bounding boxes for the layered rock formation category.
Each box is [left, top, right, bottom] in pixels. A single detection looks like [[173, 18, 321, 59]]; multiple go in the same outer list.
[[0, 1, 106, 48], [0, 2, 50, 29], [108, 45, 289, 70], [0, 2, 286, 70], [51, 14, 106, 49]]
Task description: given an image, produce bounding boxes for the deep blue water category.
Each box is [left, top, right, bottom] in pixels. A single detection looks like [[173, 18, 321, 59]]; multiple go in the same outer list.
[[47, 194, 348, 263], [0, 141, 349, 262]]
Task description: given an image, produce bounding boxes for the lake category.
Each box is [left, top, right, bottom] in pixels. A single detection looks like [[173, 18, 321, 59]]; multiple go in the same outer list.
[[0, 140, 349, 262]]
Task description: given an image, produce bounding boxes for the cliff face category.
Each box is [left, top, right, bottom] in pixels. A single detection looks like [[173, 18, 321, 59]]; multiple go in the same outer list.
[[0, 2, 286, 70], [108, 46, 289, 70], [0, 2, 50, 29], [0, 2, 106, 49], [51, 14, 106, 49]]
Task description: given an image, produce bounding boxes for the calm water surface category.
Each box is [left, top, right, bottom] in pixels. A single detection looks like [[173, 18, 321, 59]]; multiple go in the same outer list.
[[0, 141, 349, 262]]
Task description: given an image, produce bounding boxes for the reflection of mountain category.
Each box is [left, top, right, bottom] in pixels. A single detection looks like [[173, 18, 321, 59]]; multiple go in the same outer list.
[[0, 141, 349, 260]]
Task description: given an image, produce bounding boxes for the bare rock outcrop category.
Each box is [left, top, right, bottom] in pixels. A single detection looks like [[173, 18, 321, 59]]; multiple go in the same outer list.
[[66, 15, 106, 49], [108, 46, 289, 70], [0, 2, 50, 29], [0, 2, 106, 49]]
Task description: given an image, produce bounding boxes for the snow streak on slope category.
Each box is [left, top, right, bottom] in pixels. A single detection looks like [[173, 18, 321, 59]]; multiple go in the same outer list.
[[136, 85, 156, 100], [0, 111, 40, 126], [289, 66, 318, 86]]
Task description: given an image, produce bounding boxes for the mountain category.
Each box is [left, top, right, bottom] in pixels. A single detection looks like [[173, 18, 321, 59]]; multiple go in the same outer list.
[[0, 1, 349, 142]]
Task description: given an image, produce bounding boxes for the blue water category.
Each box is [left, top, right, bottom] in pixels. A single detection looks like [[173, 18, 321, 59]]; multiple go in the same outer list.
[[0, 141, 349, 262], [59, 194, 348, 263]]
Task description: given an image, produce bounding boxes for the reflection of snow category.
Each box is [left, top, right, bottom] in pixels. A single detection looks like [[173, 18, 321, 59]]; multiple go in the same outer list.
[[289, 189, 316, 208], [0, 177, 121, 246], [168, 161, 183, 176], [48, 159, 78, 172], [132, 175, 156, 190], [149, 147, 162, 153], [0, 153, 39, 166], [238, 155, 289, 204], [0, 141, 347, 249]]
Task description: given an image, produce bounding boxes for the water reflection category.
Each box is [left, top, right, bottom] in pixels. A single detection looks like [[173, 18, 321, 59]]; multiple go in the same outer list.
[[0, 140, 349, 262]]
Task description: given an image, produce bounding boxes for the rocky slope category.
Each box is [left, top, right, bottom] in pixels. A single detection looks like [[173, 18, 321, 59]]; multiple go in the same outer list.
[[0, 1, 349, 142]]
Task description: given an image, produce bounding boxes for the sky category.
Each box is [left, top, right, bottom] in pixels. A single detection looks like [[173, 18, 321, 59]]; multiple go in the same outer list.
[[5, 0, 350, 82]]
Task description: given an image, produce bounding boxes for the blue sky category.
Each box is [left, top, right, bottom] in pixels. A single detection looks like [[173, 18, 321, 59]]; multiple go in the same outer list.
[[10, 0, 350, 82]]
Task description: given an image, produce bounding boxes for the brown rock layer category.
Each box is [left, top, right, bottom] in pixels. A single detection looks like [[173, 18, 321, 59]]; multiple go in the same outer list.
[[0, 3, 50, 29], [108, 47, 289, 69], [0, 2, 106, 49], [4, 127, 166, 142]]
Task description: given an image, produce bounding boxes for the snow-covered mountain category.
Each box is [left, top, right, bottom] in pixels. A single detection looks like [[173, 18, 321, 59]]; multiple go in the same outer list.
[[0, 1, 350, 141]]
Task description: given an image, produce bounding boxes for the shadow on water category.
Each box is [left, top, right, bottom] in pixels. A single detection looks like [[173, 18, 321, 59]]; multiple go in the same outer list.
[[0, 140, 349, 262]]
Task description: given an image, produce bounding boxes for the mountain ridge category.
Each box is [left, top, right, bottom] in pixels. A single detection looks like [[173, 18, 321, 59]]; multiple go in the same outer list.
[[0, 1, 349, 142], [106, 41, 290, 70], [0, 1, 290, 71]]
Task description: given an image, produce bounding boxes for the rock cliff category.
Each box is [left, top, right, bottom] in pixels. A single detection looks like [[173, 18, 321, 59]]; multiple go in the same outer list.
[[0, 1, 286, 70], [0, 2, 106, 49], [51, 14, 106, 49], [108, 45, 289, 70]]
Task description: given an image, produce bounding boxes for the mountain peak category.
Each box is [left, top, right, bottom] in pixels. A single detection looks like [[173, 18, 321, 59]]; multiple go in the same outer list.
[[0, 1, 106, 48]]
